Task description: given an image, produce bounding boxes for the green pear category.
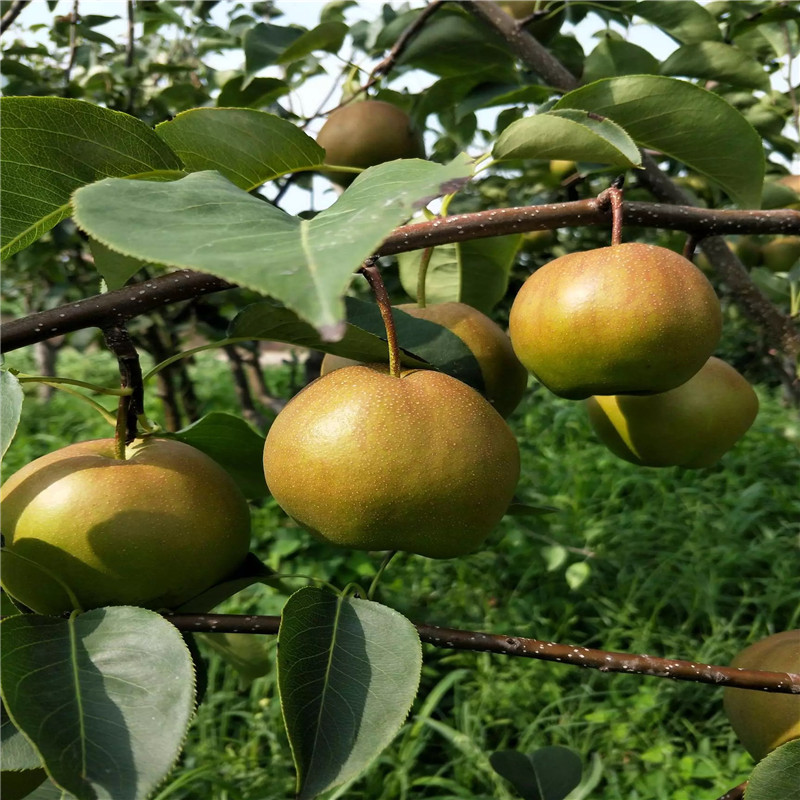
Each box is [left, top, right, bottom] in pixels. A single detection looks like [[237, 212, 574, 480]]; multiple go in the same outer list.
[[509, 243, 722, 399], [761, 236, 800, 273], [723, 630, 800, 762], [585, 357, 758, 468], [316, 100, 425, 187], [263, 365, 520, 558]]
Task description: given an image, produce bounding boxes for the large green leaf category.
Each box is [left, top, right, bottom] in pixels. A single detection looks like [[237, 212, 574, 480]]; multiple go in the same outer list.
[[72, 157, 474, 339], [167, 412, 267, 500], [278, 587, 422, 800], [155, 109, 324, 190], [229, 297, 485, 392], [553, 76, 764, 208], [745, 739, 800, 800], [398, 235, 522, 314], [0, 371, 23, 460], [632, 1, 721, 43], [582, 39, 660, 84], [0, 97, 182, 259], [494, 109, 642, 168], [0, 607, 195, 800], [660, 42, 770, 90]]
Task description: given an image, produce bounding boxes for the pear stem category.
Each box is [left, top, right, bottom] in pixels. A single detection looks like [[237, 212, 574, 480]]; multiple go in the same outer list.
[[598, 176, 625, 246], [361, 261, 402, 378], [416, 247, 433, 308], [103, 325, 145, 456]]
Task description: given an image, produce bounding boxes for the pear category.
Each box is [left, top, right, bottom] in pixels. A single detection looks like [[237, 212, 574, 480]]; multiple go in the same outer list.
[[585, 357, 758, 468], [761, 236, 800, 273], [316, 100, 425, 187], [723, 630, 800, 762], [508, 243, 722, 399], [263, 365, 520, 558]]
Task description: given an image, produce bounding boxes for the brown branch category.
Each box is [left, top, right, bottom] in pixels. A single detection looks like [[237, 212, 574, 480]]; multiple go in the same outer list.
[[360, 259, 401, 377], [0, 0, 31, 35], [2, 203, 797, 354], [163, 612, 800, 694], [359, 0, 445, 97], [124, 0, 136, 113], [63, 0, 80, 93]]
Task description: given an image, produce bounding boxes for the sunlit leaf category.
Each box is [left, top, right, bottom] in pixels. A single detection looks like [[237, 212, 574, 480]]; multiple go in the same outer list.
[[554, 76, 764, 207], [745, 739, 800, 800], [155, 109, 324, 190], [398, 235, 522, 313], [72, 157, 473, 339], [494, 110, 642, 168], [632, 1, 721, 43]]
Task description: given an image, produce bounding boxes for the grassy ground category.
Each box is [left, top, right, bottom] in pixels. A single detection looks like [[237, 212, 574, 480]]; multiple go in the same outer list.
[[4, 346, 799, 800]]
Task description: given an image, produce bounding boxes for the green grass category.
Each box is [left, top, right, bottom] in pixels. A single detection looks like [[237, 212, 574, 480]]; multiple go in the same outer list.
[[4, 349, 799, 800]]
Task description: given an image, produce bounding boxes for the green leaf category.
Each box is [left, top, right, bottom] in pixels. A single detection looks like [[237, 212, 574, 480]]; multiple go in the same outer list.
[[1, 701, 42, 772], [565, 562, 591, 590], [582, 39, 660, 84], [494, 110, 642, 168], [277, 21, 347, 63], [0, 607, 195, 800], [398, 236, 522, 314], [745, 738, 800, 800], [155, 109, 324, 190], [278, 587, 422, 800], [396, 9, 515, 79], [0, 371, 23, 460], [198, 632, 273, 689], [660, 42, 769, 90], [243, 22, 304, 74], [0, 97, 181, 260], [166, 411, 267, 500], [216, 76, 290, 108], [632, 1, 722, 44], [553, 76, 764, 208], [490, 747, 583, 800], [87, 237, 145, 290], [456, 84, 553, 119], [72, 157, 474, 339], [229, 297, 485, 393]]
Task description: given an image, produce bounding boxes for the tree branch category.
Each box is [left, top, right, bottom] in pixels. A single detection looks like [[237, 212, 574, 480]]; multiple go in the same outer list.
[[2, 202, 796, 353], [0, 0, 31, 35], [164, 611, 800, 694], [716, 782, 747, 800]]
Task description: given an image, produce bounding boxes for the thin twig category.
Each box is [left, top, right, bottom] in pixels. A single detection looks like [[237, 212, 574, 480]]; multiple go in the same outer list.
[[0, 0, 31, 35], [125, 0, 136, 113], [102, 325, 145, 444], [163, 611, 800, 694], [360, 260, 401, 377]]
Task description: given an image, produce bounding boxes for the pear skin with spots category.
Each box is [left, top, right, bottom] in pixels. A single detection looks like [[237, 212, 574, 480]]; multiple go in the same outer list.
[[263, 366, 520, 558], [509, 243, 722, 399]]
